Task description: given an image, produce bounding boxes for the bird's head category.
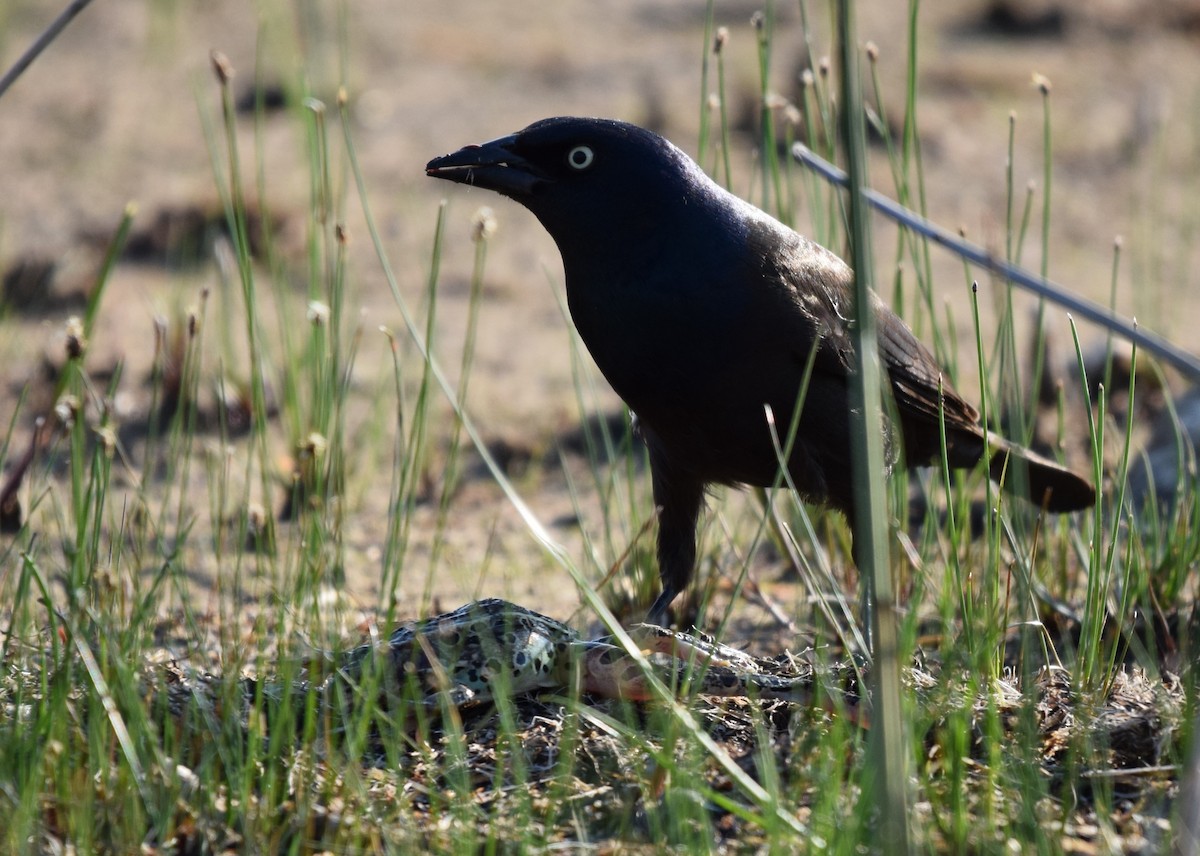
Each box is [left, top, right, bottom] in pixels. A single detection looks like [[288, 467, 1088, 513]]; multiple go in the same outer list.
[[426, 117, 721, 255]]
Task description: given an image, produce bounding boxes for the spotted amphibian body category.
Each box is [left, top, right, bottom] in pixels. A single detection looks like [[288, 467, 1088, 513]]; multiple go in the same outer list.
[[331, 598, 848, 713], [335, 599, 579, 708]]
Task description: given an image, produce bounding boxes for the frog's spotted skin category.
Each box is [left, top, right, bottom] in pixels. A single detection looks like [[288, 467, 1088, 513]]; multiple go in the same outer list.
[[333, 599, 851, 714], [338, 599, 579, 707]]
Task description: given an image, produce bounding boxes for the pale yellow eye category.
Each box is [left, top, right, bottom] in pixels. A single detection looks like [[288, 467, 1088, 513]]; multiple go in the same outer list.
[[566, 145, 594, 170]]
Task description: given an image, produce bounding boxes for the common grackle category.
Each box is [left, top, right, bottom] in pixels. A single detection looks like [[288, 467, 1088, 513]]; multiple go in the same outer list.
[[427, 117, 1095, 624]]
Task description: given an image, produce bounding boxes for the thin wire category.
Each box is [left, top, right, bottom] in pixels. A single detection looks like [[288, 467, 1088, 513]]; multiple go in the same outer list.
[[793, 142, 1200, 383], [0, 0, 99, 102]]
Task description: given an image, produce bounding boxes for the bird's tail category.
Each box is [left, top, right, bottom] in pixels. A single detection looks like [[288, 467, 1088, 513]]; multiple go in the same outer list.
[[984, 432, 1096, 512]]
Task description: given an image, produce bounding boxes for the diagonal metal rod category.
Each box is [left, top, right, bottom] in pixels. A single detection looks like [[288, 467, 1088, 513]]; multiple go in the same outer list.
[[0, 0, 98, 102], [792, 142, 1200, 383]]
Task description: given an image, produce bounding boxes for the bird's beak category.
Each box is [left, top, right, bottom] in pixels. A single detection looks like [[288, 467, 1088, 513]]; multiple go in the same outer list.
[[425, 133, 548, 198]]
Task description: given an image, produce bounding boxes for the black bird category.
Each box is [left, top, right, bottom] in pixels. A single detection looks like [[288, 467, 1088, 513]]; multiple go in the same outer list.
[[426, 117, 1096, 623]]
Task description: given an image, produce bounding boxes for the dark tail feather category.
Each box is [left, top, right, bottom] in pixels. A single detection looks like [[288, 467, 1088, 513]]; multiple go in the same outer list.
[[985, 433, 1096, 512]]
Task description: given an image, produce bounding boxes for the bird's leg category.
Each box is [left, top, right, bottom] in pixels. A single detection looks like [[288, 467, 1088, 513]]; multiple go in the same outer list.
[[645, 447, 706, 625], [847, 514, 875, 652]]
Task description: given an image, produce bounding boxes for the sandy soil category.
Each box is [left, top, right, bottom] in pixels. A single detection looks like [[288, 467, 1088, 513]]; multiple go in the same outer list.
[[2, 0, 1199, 624]]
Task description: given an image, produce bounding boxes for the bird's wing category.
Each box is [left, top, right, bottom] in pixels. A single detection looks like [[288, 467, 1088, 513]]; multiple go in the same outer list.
[[764, 224, 982, 435], [750, 225, 858, 377], [875, 302, 980, 432]]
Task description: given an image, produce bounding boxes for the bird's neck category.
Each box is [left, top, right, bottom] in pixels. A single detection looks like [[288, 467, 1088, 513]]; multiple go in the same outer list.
[[555, 189, 744, 290], [554, 192, 753, 412]]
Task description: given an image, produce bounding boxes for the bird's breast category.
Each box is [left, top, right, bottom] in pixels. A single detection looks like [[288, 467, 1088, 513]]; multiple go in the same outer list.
[[564, 260, 751, 395]]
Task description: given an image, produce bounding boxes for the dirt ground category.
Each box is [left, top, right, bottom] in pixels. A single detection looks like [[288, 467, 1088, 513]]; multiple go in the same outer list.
[[2, 0, 1200, 623]]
